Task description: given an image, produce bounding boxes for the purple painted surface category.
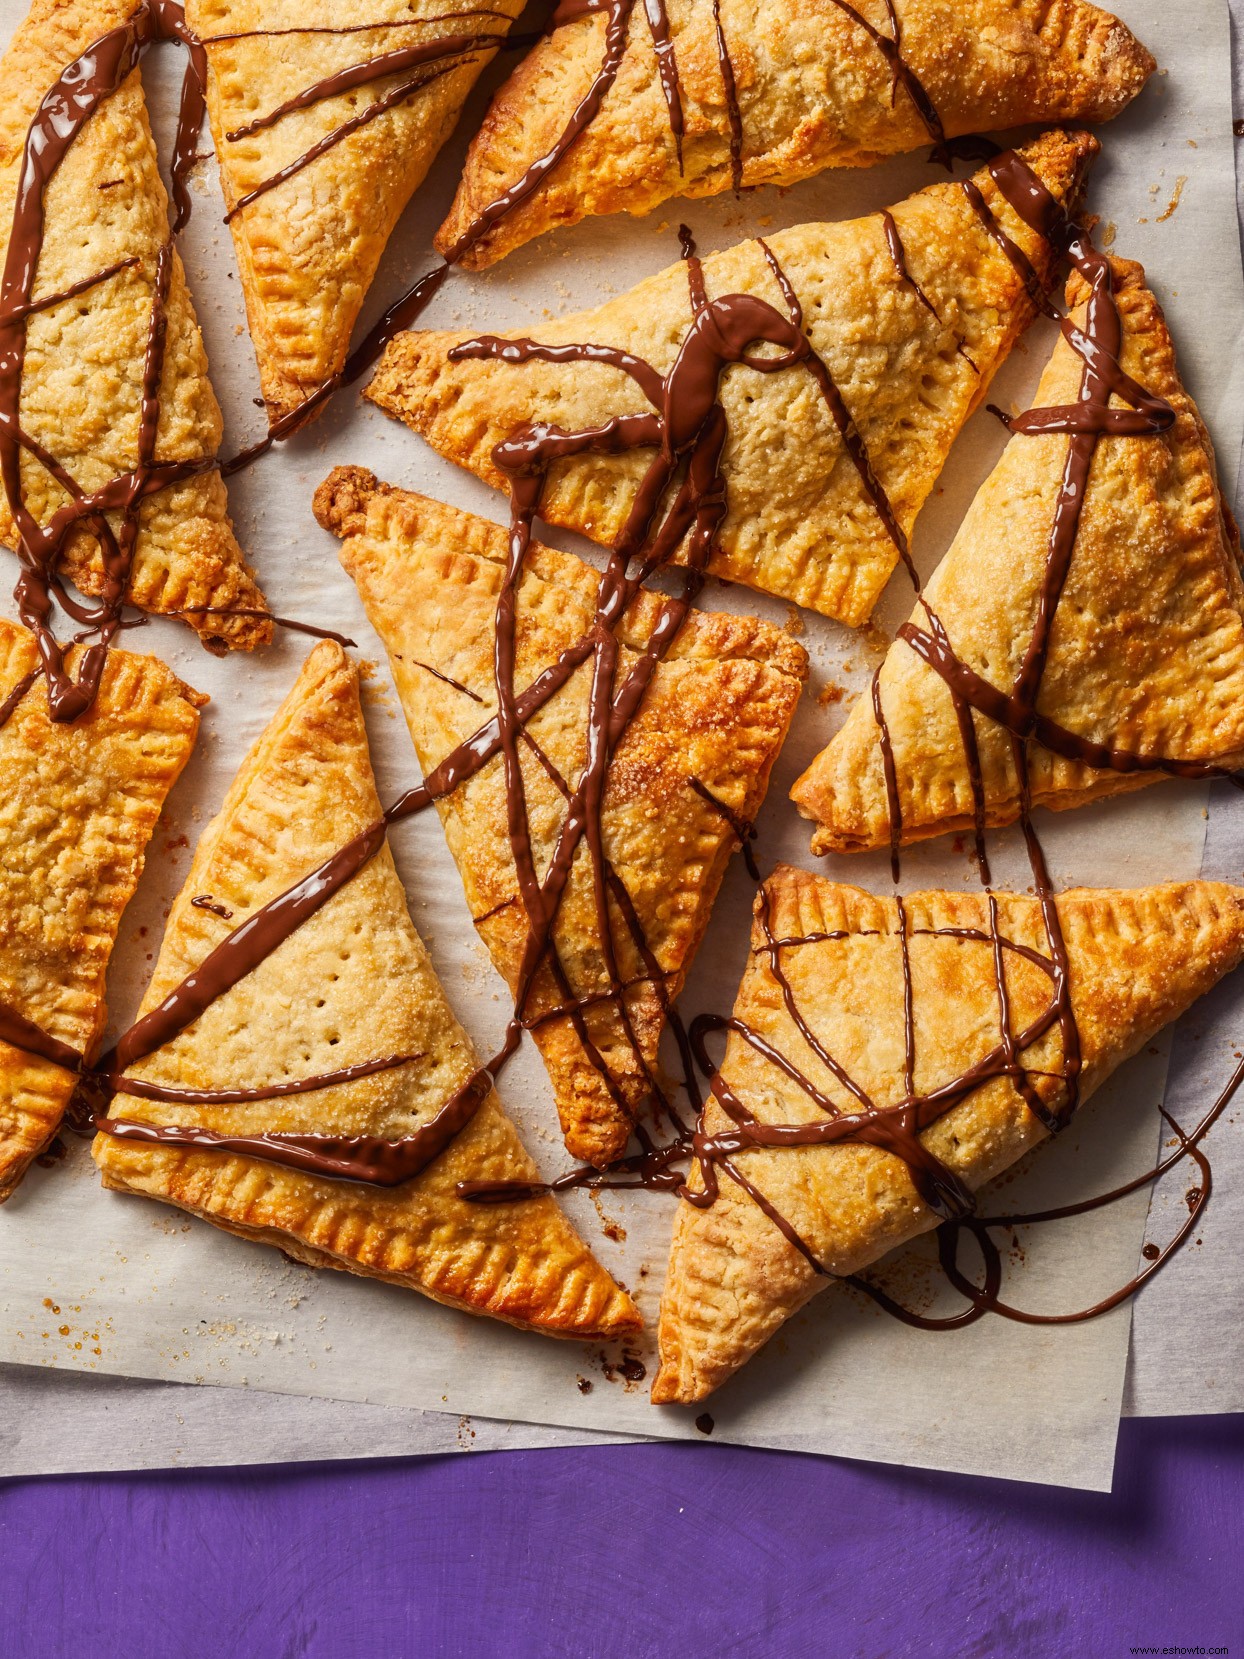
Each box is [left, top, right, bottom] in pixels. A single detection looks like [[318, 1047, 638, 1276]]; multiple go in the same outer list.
[[2, 1418, 1239, 1656]]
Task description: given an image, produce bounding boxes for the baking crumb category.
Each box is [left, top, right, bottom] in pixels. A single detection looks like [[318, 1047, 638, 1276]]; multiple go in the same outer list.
[[816, 681, 844, 708], [1156, 176, 1187, 222]]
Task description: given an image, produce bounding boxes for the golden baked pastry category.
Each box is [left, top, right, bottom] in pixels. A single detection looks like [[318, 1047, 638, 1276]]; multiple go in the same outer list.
[[792, 258, 1244, 856], [92, 639, 640, 1340], [653, 867, 1244, 1403], [369, 131, 1096, 626], [0, 617, 203, 1201], [319, 467, 807, 1166], [188, 0, 525, 424], [0, 0, 269, 652], [436, 0, 1152, 271]]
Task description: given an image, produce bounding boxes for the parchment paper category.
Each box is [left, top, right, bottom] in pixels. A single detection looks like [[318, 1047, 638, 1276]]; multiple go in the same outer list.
[[1118, 0, 1244, 1421], [0, 0, 1240, 1489]]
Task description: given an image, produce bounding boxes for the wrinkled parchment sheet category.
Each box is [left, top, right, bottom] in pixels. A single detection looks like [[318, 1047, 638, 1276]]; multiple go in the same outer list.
[[0, 0, 1240, 1488]]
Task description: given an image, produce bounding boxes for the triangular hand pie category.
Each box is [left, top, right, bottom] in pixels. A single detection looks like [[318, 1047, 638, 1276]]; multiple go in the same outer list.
[[187, 0, 524, 423], [0, 618, 203, 1201], [319, 468, 807, 1166], [653, 867, 1244, 1403], [435, 0, 1151, 270], [92, 639, 640, 1340], [369, 131, 1096, 626], [0, 0, 269, 654], [792, 258, 1244, 856]]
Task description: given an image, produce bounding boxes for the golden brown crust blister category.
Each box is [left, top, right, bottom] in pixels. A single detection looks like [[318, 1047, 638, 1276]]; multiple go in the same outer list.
[[436, 0, 1151, 270], [319, 467, 807, 1166], [188, 0, 525, 423], [792, 259, 1244, 853], [0, 618, 203, 1200], [91, 639, 640, 1340], [652, 867, 1244, 1403], [370, 131, 1096, 625], [0, 0, 269, 652]]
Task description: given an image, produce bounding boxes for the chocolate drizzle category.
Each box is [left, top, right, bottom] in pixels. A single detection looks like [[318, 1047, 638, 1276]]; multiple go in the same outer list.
[[688, 776, 759, 881], [709, 0, 743, 193], [890, 154, 1217, 828], [0, 665, 36, 731], [190, 894, 232, 919], [826, 0, 946, 159], [89, 229, 831, 1181], [0, 2, 513, 715], [225, 0, 950, 445], [7, 9, 1221, 1341], [220, 23, 514, 223], [445, 169, 1232, 1339], [84, 161, 1222, 1341], [0, 999, 80, 1073], [0, 3, 200, 721], [881, 208, 979, 374], [642, 0, 685, 171]]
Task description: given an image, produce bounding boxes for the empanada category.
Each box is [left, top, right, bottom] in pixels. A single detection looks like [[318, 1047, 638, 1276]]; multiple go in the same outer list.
[[319, 467, 807, 1166], [92, 639, 640, 1340], [0, 617, 202, 1201], [369, 131, 1096, 625], [792, 257, 1244, 856], [435, 0, 1151, 271], [0, 0, 269, 654], [187, 0, 525, 423], [654, 867, 1244, 1403]]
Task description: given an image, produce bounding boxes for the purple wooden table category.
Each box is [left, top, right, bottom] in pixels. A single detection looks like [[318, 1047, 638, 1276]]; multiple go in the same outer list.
[[1, 1416, 1238, 1655]]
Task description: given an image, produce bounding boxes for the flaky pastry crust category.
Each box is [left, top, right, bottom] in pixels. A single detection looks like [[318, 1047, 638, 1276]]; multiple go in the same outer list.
[[653, 867, 1244, 1403], [92, 640, 640, 1340], [370, 131, 1096, 625], [319, 467, 807, 1166], [0, 618, 203, 1200], [792, 259, 1244, 853], [0, 0, 269, 651], [437, 0, 1151, 269]]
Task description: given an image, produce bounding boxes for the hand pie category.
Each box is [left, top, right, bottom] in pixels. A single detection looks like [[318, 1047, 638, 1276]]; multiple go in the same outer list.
[[92, 640, 639, 1340], [0, 0, 268, 653], [319, 467, 807, 1166], [370, 131, 1096, 626], [654, 867, 1244, 1403], [435, 0, 1151, 271], [0, 619, 203, 1201], [792, 258, 1244, 856], [186, 0, 524, 424]]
